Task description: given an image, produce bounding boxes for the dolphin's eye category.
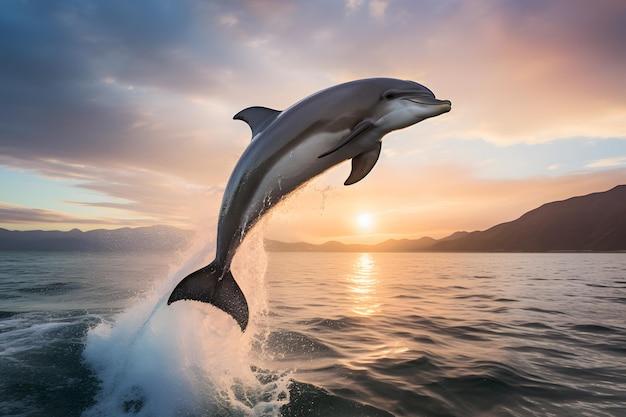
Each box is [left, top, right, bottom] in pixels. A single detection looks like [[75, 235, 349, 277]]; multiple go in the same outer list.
[[382, 89, 403, 100]]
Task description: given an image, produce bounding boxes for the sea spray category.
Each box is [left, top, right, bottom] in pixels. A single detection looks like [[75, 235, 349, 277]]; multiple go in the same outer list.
[[82, 228, 290, 417]]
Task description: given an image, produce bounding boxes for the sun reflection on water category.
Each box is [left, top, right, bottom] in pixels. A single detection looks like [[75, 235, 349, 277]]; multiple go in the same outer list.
[[346, 253, 381, 316]]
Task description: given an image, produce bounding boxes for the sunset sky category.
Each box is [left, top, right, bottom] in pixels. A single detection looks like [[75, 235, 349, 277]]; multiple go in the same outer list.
[[1, 0, 625, 244]]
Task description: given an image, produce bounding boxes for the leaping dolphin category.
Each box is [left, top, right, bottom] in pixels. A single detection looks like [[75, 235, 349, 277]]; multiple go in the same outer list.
[[168, 78, 451, 330]]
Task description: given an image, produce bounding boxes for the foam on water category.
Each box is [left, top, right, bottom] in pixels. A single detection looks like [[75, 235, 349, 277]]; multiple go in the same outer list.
[[0, 314, 73, 358], [82, 229, 290, 417]]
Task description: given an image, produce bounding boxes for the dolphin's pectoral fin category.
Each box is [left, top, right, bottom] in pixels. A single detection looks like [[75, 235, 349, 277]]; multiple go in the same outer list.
[[167, 261, 249, 331], [233, 106, 282, 138], [344, 142, 382, 185], [318, 120, 375, 158]]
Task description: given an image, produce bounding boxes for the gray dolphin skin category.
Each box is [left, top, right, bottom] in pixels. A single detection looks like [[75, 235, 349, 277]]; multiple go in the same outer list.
[[167, 78, 451, 331]]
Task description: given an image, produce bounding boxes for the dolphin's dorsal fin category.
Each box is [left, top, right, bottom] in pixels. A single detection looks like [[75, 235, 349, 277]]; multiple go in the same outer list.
[[318, 120, 375, 158], [344, 142, 382, 185], [233, 106, 282, 138]]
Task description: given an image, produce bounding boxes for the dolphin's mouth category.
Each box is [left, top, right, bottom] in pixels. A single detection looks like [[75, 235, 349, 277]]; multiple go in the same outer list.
[[407, 97, 452, 107]]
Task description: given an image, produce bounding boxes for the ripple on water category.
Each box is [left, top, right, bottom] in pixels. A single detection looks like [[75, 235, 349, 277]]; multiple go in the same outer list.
[[17, 281, 82, 295], [260, 330, 341, 360]]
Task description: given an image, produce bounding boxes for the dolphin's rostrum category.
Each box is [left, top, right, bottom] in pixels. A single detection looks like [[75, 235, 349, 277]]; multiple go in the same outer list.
[[167, 78, 451, 331]]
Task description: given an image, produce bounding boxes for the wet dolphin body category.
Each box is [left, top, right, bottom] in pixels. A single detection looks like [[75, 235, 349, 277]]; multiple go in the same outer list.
[[167, 78, 451, 330]]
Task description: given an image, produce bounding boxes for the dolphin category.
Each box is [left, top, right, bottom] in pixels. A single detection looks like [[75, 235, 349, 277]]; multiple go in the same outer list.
[[167, 78, 451, 330]]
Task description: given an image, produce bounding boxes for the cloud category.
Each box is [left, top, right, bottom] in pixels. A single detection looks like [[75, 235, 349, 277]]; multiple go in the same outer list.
[[369, 0, 391, 19], [3, 0, 624, 163], [0, 154, 224, 230], [234, 0, 626, 143], [0, 202, 117, 226], [585, 156, 626, 168], [346, 0, 365, 13]]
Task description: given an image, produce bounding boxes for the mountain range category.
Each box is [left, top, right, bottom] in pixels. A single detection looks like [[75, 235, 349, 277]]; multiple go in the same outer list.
[[0, 225, 194, 252], [1, 185, 625, 252]]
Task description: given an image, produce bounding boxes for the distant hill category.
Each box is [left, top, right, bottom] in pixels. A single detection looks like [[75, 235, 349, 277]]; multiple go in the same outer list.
[[430, 185, 626, 252], [268, 185, 626, 252], [0, 225, 195, 251], [265, 236, 441, 252]]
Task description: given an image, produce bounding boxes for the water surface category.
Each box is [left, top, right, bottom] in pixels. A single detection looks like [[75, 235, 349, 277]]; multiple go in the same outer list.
[[1, 249, 624, 416]]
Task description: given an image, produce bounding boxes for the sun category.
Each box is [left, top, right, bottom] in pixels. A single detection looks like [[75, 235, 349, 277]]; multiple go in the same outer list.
[[356, 212, 374, 230]]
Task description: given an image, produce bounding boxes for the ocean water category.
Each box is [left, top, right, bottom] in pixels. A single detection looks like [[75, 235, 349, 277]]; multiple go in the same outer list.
[[1, 240, 625, 416]]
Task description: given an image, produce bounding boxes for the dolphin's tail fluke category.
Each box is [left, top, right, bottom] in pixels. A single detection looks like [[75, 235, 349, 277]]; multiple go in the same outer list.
[[167, 261, 249, 331]]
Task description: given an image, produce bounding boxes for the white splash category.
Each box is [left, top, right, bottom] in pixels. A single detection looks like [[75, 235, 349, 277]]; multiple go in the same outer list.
[[82, 229, 289, 417]]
